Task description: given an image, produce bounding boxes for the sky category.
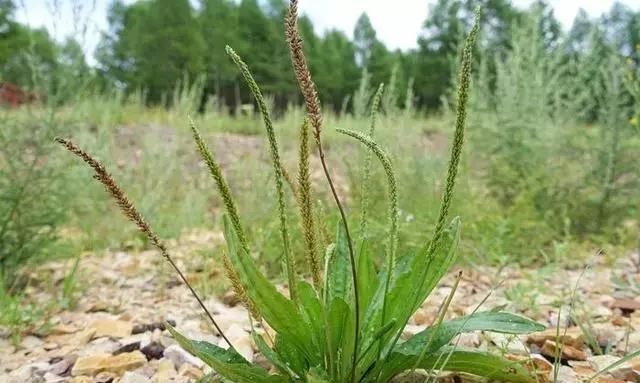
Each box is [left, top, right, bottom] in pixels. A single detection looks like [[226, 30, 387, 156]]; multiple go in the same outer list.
[[14, 0, 640, 65]]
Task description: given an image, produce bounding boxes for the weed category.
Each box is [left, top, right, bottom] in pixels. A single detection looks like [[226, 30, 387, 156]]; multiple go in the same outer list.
[[0, 113, 66, 291], [59, 4, 546, 383]]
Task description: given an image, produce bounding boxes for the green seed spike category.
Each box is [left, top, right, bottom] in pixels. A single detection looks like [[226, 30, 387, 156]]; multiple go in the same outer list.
[[189, 118, 249, 254], [337, 127, 399, 364], [225, 45, 298, 302], [360, 83, 385, 238], [430, 10, 480, 249], [336, 128, 398, 274], [297, 118, 322, 289]]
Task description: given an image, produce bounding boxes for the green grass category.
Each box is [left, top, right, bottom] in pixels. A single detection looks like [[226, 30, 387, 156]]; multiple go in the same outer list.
[[0, 93, 636, 274], [57, 11, 551, 382]]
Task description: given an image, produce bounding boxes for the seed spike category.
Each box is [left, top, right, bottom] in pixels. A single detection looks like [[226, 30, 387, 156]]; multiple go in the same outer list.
[[56, 137, 234, 348]]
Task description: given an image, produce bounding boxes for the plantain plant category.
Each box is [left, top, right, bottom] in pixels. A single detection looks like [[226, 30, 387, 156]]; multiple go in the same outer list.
[[58, 2, 545, 382]]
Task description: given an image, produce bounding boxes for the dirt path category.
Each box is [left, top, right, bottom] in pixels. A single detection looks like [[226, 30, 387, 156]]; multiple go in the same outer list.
[[2, 232, 639, 383]]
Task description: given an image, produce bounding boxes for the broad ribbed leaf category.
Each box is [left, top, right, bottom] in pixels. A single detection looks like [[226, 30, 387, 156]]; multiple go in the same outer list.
[[326, 297, 355, 382], [222, 215, 316, 360], [252, 332, 299, 379], [307, 367, 332, 383], [325, 223, 352, 305], [167, 325, 287, 383], [356, 239, 377, 319], [361, 218, 461, 358], [274, 333, 308, 378], [396, 311, 545, 356], [355, 320, 397, 379], [380, 347, 538, 383], [297, 281, 325, 361]]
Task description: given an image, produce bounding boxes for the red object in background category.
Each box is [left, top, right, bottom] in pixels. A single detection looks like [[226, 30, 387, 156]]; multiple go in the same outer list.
[[0, 82, 38, 107]]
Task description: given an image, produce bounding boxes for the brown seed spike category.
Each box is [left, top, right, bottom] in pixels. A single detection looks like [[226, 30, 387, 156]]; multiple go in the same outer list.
[[222, 254, 260, 320], [285, 0, 322, 143], [285, 2, 361, 382], [56, 137, 234, 349]]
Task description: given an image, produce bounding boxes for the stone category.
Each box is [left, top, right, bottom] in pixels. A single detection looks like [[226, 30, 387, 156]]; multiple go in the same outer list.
[[222, 324, 253, 362], [80, 337, 121, 356], [120, 371, 151, 383], [528, 327, 585, 349], [48, 355, 77, 376], [600, 325, 628, 348], [555, 365, 577, 383], [141, 342, 165, 360], [568, 360, 596, 378], [163, 344, 204, 369], [71, 351, 146, 376], [178, 364, 203, 380], [9, 362, 50, 381], [541, 340, 587, 361], [88, 319, 133, 339], [114, 341, 141, 355], [594, 378, 627, 383], [401, 324, 424, 339], [132, 320, 176, 335], [411, 310, 431, 326], [70, 377, 92, 383], [100, 351, 147, 375], [72, 354, 111, 376], [94, 371, 117, 382], [609, 298, 640, 314], [47, 329, 96, 349], [49, 324, 79, 335], [452, 332, 481, 348], [507, 354, 552, 380], [151, 359, 176, 383], [20, 336, 45, 349], [588, 355, 634, 380], [43, 372, 66, 382], [222, 290, 241, 307]]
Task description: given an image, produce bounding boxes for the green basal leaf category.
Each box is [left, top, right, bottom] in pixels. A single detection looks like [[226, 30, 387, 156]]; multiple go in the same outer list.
[[380, 347, 538, 383], [361, 218, 461, 359], [396, 311, 546, 356], [355, 320, 397, 379], [325, 223, 352, 306], [356, 239, 377, 319], [167, 324, 287, 383], [252, 331, 299, 379], [274, 333, 308, 378], [326, 297, 356, 382], [307, 367, 332, 383], [222, 215, 317, 361], [194, 374, 218, 383], [297, 281, 326, 361]]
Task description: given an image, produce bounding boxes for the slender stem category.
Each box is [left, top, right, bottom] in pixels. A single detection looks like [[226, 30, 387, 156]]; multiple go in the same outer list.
[[56, 138, 233, 348], [164, 251, 233, 347], [285, 2, 360, 380], [316, 139, 360, 383]]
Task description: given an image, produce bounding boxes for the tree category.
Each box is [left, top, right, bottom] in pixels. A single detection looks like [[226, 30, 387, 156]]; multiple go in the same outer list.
[[97, 0, 205, 104], [199, 0, 240, 107], [235, 0, 293, 103], [353, 13, 377, 67], [415, 0, 521, 109], [314, 30, 359, 110], [601, 2, 640, 62], [567, 9, 595, 54]]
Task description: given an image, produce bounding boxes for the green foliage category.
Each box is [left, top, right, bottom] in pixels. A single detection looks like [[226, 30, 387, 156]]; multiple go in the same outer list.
[[97, 0, 206, 104], [163, 7, 543, 383], [466, 6, 640, 258], [0, 114, 66, 290], [56, 4, 549, 382]]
